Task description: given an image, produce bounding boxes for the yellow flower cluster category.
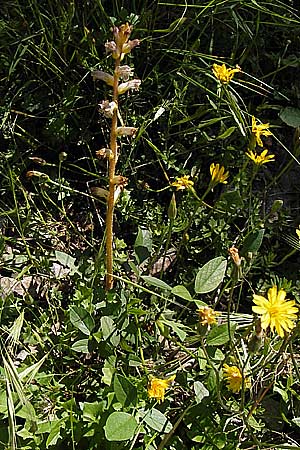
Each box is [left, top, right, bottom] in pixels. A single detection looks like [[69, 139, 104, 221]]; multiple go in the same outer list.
[[198, 306, 219, 326]]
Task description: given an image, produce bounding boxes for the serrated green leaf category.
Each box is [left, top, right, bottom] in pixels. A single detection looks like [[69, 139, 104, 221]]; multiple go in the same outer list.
[[104, 412, 137, 441], [195, 257, 227, 294]]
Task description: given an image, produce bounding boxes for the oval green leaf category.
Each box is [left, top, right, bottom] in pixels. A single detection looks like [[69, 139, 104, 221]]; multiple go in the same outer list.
[[142, 275, 172, 291], [206, 323, 236, 346], [69, 306, 94, 335], [241, 229, 264, 256], [279, 107, 300, 127], [195, 257, 227, 294], [171, 285, 193, 301], [142, 408, 172, 433], [104, 412, 137, 441]]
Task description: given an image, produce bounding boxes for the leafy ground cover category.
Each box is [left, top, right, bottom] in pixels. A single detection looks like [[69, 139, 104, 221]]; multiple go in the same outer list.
[[1, 0, 300, 448]]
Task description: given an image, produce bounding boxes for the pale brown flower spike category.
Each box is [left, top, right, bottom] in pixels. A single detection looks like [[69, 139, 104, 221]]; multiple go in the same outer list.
[[92, 24, 141, 290]]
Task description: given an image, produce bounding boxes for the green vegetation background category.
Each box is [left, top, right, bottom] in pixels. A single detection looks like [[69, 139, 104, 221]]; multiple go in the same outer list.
[[1, 0, 300, 449]]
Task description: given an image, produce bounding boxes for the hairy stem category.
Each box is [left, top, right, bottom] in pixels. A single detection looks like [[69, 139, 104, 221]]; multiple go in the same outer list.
[[106, 57, 120, 290]]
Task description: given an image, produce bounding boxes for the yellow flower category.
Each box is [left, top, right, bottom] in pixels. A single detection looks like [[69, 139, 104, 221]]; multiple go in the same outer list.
[[252, 286, 298, 338], [210, 163, 229, 185], [251, 116, 272, 147], [223, 364, 250, 393], [148, 375, 176, 403], [171, 175, 194, 191], [246, 149, 275, 165], [212, 63, 241, 84], [198, 306, 219, 326]]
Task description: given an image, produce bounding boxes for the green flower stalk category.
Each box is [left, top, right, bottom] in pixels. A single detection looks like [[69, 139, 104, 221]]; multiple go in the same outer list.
[[93, 23, 140, 290]]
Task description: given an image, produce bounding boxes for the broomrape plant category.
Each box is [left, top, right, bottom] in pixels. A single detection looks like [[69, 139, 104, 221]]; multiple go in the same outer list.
[[92, 23, 140, 290]]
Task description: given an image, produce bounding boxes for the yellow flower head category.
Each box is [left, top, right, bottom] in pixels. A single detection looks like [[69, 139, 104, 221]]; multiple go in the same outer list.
[[171, 175, 194, 191], [252, 286, 298, 338], [198, 306, 220, 326], [246, 148, 275, 165], [251, 116, 272, 147], [223, 364, 250, 393], [210, 163, 229, 185], [148, 375, 176, 403], [212, 64, 241, 84]]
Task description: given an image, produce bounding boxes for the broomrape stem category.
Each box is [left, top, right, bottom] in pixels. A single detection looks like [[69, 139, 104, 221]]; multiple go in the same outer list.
[[106, 57, 120, 290]]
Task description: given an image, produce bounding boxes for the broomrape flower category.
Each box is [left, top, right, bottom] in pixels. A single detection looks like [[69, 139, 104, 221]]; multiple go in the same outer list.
[[223, 364, 250, 393], [246, 149, 275, 165], [212, 63, 241, 84], [251, 116, 272, 147], [171, 175, 194, 191], [99, 100, 118, 118], [210, 163, 229, 185], [148, 375, 176, 403], [252, 286, 298, 338], [116, 126, 138, 137], [198, 306, 220, 326], [115, 65, 134, 81], [118, 79, 141, 94], [91, 70, 114, 86]]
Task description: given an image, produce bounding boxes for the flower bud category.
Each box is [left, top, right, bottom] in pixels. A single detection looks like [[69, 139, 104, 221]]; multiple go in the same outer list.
[[113, 23, 132, 49], [228, 246, 241, 267], [96, 148, 114, 160], [116, 126, 137, 137], [26, 170, 49, 180], [92, 70, 114, 86], [122, 39, 140, 54], [90, 187, 108, 200], [270, 199, 283, 215], [110, 175, 128, 186], [168, 193, 177, 220], [59, 152, 67, 162], [28, 157, 46, 165]]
